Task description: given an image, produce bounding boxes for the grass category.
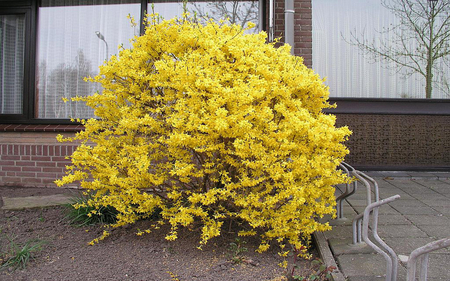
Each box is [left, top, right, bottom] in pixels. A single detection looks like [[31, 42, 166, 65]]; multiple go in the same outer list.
[[0, 236, 47, 271], [64, 194, 118, 227]]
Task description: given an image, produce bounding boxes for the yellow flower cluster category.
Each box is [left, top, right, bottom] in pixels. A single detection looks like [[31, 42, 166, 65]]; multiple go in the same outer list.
[[56, 14, 351, 254]]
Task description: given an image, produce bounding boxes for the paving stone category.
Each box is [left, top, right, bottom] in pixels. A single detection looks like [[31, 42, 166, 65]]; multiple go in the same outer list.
[[377, 214, 410, 225], [425, 253, 450, 279], [388, 199, 427, 207], [430, 206, 450, 216], [405, 214, 450, 226], [325, 225, 353, 240], [414, 179, 450, 188], [1, 194, 72, 210], [421, 199, 450, 207], [416, 225, 450, 240], [391, 205, 441, 215], [335, 254, 393, 278], [383, 237, 437, 255], [376, 224, 428, 238], [329, 238, 375, 255], [379, 192, 416, 200], [353, 204, 400, 215]]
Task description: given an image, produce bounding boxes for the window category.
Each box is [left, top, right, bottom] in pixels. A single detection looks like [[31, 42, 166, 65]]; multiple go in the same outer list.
[[0, 0, 261, 123], [149, 0, 260, 33], [0, 14, 26, 114], [312, 0, 450, 100], [37, 0, 141, 119]]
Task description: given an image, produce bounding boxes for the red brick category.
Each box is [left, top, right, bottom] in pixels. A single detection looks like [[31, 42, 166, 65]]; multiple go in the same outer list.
[[21, 177, 42, 184], [2, 166, 21, 172], [36, 162, 56, 167], [56, 162, 70, 168], [43, 167, 63, 173], [31, 156, 52, 161], [42, 178, 58, 185], [22, 167, 42, 172], [2, 177, 21, 182], [52, 156, 70, 162], [0, 160, 15, 166], [16, 172, 36, 177], [16, 161, 36, 166], [37, 172, 58, 178]]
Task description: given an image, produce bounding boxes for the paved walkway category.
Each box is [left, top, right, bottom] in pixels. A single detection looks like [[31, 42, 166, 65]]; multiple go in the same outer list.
[[316, 171, 450, 281], [1, 172, 450, 280]]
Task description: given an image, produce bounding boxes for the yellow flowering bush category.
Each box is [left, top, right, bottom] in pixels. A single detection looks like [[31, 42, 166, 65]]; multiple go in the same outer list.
[[56, 15, 351, 254]]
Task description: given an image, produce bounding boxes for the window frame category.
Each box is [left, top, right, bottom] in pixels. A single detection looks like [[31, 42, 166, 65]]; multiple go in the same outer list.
[[1, 0, 448, 125], [0, 6, 35, 123], [327, 98, 450, 116]]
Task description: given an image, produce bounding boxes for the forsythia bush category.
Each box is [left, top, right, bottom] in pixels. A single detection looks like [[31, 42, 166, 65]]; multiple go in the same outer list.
[[56, 14, 351, 254]]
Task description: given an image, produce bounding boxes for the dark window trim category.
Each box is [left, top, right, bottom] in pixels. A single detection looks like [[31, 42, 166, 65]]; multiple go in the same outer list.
[[326, 98, 450, 116], [2, 0, 449, 126], [0, 7, 33, 121]]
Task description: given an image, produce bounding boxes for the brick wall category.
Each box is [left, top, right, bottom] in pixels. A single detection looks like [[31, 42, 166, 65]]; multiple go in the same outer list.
[[0, 132, 78, 188], [273, 0, 312, 67]]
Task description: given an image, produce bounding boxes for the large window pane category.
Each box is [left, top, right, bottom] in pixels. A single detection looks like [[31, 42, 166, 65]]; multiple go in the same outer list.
[[312, 0, 450, 99], [37, 0, 140, 119], [0, 14, 25, 114], [149, 0, 259, 33]]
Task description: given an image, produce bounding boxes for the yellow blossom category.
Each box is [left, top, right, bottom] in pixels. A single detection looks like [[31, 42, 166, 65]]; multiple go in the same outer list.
[[56, 13, 351, 257]]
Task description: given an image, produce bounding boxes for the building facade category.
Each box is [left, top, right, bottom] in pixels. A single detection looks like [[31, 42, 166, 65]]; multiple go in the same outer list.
[[0, 0, 448, 188]]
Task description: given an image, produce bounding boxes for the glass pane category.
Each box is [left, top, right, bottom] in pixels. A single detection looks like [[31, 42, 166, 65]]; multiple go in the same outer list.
[[37, 0, 140, 119], [0, 14, 25, 114], [312, 0, 450, 99], [148, 0, 259, 33]]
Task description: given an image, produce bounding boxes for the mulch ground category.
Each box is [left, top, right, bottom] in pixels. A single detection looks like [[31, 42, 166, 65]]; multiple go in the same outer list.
[[0, 186, 323, 281]]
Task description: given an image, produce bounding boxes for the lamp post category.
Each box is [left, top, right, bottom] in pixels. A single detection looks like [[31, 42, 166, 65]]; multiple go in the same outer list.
[[95, 31, 109, 61]]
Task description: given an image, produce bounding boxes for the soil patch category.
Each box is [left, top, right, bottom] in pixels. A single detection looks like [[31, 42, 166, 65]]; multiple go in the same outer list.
[[1, 187, 323, 281]]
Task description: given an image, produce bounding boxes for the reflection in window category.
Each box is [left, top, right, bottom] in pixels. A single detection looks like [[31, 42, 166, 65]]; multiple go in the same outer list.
[[312, 0, 449, 99], [149, 0, 259, 33], [37, 0, 140, 119], [0, 15, 25, 114]]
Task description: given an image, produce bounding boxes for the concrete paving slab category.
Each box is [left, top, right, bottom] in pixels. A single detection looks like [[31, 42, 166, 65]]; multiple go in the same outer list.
[[377, 214, 410, 225], [379, 192, 416, 200], [384, 237, 437, 255], [430, 206, 450, 216], [376, 224, 429, 238], [335, 254, 392, 278], [1, 194, 73, 210], [425, 253, 450, 279], [391, 205, 441, 215], [318, 174, 450, 281], [353, 204, 400, 215], [388, 199, 428, 207], [329, 238, 375, 255], [405, 214, 450, 226], [325, 226, 355, 240], [416, 225, 450, 240], [431, 173, 450, 179]]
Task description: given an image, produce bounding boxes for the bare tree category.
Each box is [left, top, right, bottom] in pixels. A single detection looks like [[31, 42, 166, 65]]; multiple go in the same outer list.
[[39, 50, 100, 118], [347, 0, 450, 98], [188, 0, 259, 30]]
